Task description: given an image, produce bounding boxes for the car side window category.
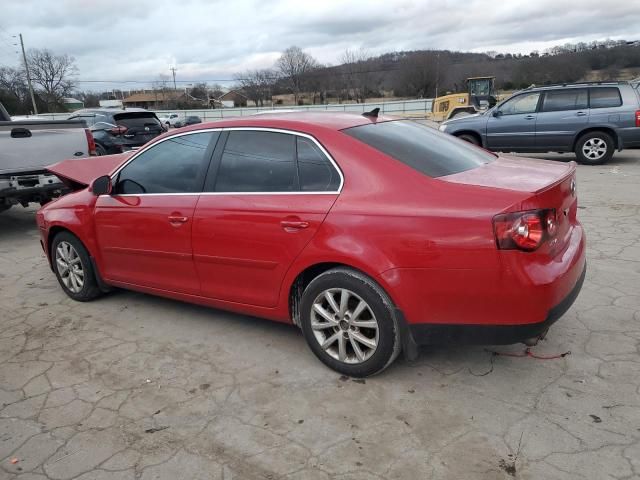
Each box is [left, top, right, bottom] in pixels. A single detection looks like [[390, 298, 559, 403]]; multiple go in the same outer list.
[[499, 93, 541, 115], [114, 132, 217, 194], [214, 131, 297, 192], [589, 88, 623, 109], [296, 137, 340, 191], [542, 89, 588, 112]]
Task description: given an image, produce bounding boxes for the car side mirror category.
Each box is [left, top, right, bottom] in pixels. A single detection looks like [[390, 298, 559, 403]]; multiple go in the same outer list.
[[492, 110, 503, 117], [91, 175, 112, 196]]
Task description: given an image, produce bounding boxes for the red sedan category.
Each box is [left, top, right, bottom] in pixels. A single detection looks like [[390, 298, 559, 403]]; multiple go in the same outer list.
[[37, 111, 586, 377]]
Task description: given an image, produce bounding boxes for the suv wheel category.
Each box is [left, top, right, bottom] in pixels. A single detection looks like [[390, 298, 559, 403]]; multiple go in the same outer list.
[[575, 131, 614, 165], [51, 232, 102, 302], [299, 268, 401, 377]]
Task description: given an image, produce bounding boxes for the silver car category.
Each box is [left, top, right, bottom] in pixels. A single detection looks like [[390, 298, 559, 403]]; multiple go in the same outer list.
[[439, 81, 640, 164]]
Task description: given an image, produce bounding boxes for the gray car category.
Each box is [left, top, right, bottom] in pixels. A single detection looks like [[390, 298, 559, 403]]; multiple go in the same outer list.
[[439, 81, 640, 164]]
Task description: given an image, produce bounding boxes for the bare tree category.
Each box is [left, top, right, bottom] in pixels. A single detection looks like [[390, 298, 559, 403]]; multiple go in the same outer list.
[[339, 48, 377, 103], [26, 49, 77, 111], [276, 46, 318, 105], [395, 51, 438, 98], [234, 69, 277, 107], [0, 66, 30, 114]]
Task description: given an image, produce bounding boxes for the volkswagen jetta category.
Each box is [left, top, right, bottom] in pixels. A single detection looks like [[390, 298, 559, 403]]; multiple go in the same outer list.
[[37, 112, 586, 377]]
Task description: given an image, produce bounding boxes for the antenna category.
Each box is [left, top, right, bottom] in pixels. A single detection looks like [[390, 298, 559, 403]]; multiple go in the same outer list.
[[362, 107, 380, 118]]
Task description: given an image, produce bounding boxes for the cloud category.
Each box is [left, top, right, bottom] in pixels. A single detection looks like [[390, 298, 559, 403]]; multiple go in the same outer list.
[[0, 0, 638, 90]]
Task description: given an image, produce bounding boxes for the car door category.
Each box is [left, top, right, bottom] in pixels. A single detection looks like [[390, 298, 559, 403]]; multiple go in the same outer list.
[[94, 131, 219, 294], [192, 129, 342, 307], [486, 92, 541, 151], [535, 88, 589, 150]]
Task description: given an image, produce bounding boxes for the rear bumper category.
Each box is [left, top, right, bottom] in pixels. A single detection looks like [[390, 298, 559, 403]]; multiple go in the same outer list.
[[405, 262, 586, 345]]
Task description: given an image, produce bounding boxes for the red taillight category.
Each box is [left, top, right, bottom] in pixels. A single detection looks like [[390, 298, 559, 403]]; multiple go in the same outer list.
[[635, 110, 640, 128], [84, 128, 97, 156], [493, 209, 556, 252], [110, 125, 128, 135]]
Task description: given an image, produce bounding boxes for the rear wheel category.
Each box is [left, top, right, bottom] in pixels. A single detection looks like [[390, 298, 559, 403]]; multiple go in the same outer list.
[[574, 131, 614, 165], [300, 268, 401, 377], [51, 232, 102, 302], [457, 133, 481, 146]]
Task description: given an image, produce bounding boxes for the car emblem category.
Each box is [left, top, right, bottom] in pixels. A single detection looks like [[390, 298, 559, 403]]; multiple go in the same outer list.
[[144, 126, 150, 131], [570, 179, 576, 196]]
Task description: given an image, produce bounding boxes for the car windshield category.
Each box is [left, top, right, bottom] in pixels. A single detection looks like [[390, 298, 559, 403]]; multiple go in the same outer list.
[[343, 120, 496, 177]]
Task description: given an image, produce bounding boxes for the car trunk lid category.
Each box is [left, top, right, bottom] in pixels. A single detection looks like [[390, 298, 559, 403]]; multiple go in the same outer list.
[[440, 155, 578, 255]]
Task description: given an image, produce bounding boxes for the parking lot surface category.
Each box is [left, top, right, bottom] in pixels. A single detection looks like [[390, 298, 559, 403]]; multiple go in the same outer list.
[[1, 151, 639, 479]]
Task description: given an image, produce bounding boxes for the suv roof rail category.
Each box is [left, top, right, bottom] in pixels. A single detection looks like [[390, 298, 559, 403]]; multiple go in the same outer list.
[[524, 81, 629, 90]]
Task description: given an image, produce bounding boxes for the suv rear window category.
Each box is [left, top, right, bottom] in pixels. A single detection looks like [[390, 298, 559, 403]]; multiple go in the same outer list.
[[343, 120, 495, 178], [113, 112, 163, 130], [589, 88, 622, 109]]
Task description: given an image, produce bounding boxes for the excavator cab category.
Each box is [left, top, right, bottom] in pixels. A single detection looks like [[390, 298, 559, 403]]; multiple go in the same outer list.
[[467, 76, 497, 110], [429, 76, 497, 121]]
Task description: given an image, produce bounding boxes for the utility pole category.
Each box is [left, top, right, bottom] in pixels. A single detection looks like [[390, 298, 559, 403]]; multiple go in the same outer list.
[[170, 67, 177, 91], [19, 33, 38, 115]]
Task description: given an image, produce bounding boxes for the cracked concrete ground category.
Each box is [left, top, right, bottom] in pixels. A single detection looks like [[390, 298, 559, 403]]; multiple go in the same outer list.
[[1, 151, 639, 480]]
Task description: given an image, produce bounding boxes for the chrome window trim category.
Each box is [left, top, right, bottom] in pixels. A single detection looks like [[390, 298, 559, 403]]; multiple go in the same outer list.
[[109, 126, 344, 196]]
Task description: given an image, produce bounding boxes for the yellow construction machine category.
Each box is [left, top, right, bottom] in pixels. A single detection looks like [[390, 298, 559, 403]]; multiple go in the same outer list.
[[428, 76, 498, 122]]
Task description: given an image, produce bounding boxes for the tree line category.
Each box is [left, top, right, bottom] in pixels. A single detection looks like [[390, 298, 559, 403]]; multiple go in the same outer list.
[[2, 40, 640, 115]]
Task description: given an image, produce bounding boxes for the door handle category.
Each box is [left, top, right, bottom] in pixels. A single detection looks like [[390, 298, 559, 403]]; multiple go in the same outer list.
[[168, 215, 188, 224], [281, 220, 310, 231], [10, 127, 32, 138], [576, 111, 587, 116], [524, 115, 535, 120]]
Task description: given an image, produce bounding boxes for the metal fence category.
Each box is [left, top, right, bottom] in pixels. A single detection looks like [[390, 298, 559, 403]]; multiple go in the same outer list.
[[31, 98, 433, 121]]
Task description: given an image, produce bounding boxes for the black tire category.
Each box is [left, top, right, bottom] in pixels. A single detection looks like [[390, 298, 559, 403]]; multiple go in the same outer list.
[[0, 203, 11, 213], [300, 267, 401, 377], [95, 144, 108, 156], [51, 231, 102, 302], [574, 131, 614, 165], [457, 133, 481, 146]]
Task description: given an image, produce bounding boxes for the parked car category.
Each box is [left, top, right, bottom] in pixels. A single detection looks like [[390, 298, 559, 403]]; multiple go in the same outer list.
[[68, 108, 165, 155], [175, 115, 202, 128], [439, 81, 640, 165], [38, 112, 585, 376], [157, 112, 181, 127], [1, 101, 96, 212]]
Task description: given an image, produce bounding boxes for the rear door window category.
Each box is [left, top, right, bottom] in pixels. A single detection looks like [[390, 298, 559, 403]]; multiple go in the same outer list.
[[115, 132, 217, 194], [589, 88, 622, 108], [214, 131, 297, 192], [343, 120, 495, 178], [542, 89, 589, 112]]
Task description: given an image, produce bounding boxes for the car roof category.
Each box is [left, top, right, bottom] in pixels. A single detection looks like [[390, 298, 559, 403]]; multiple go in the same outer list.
[[524, 82, 628, 93], [73, 108, 152, 115], [177, 111, 396, 135]]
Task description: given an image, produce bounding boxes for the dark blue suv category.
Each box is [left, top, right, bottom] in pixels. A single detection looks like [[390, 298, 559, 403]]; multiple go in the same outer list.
[[439, 82, 640, 164]]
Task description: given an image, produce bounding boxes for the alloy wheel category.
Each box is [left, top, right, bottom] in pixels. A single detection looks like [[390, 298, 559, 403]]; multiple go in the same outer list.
[[55, 241, 84, 294], [310, 288, 379, 364], [582, 138, 607, 160]]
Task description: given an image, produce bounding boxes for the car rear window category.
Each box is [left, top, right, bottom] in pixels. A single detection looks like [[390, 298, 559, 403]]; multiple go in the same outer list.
[[343, 120, 495, 178], [589, 87, 622, 109], [113, 112, 162, 129]]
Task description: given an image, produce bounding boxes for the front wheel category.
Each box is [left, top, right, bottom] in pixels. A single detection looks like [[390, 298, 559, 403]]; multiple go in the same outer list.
[[574, 131, 614, 165], [300, 268, 401, 377], [457, 133, 481, 146], [51, 232, 102, 302]]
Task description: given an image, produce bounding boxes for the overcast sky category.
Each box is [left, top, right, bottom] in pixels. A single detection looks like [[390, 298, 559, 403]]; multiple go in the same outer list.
[[1, 0, 639, 91]]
